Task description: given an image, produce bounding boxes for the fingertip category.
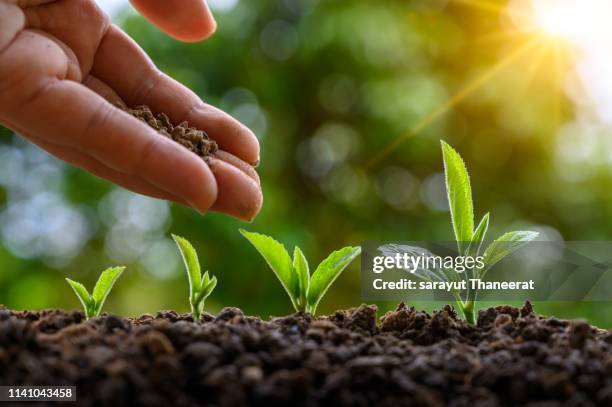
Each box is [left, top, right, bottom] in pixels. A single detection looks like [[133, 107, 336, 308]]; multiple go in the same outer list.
[[129, 0, 217, 43], [208, 158, 263, 221], [190, 104, 261, 164], [180, 13, 217, 43], [226, 119, 260, 165], [235, 122, 260, 166], [245, 129, 261, 166]]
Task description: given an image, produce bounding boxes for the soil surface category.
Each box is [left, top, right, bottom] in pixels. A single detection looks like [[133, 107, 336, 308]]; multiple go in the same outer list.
[[0, 302, 610, 406], [121, 105, 218, 161]]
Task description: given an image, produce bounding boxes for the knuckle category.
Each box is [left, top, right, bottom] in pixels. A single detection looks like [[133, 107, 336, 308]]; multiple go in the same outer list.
[[182, 99, 206, 123], [131, 134, 159, 175], [82, 101, 115, 150], [130, 68, 164, 106]]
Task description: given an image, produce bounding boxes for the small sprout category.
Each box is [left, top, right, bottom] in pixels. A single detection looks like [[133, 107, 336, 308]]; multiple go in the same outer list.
[[382, 142, 539, 324], [240, 229, 361, 315], [172, 234, 217, 321], [65, 266, 125, 319], [441, 140, 538, 323]]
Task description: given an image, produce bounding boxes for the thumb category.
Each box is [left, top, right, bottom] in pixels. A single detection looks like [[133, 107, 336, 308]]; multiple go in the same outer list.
[[129, 0, 216, 43]]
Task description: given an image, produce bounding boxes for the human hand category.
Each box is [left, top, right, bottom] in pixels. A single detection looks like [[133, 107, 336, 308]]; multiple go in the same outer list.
[[0, 0, 262, 221]]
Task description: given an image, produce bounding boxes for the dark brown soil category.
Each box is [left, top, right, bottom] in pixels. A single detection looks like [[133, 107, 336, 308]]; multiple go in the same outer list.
[[1, 303, 611, 406], [122, 105, 218, 161]]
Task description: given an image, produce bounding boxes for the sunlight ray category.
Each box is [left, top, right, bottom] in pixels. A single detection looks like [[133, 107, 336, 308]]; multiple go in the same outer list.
[[473, 29, 526, 46], [453, 0, 506, 15], [364, 38, 539, 169], [515, 42, 548, 94], [552, 42, 563, 128]]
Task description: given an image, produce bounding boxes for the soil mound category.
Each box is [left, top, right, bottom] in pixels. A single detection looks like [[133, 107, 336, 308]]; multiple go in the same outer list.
[[0, 303, 610, 406]]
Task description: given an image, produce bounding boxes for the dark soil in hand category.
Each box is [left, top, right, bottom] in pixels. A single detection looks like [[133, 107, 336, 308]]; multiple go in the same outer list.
[[1, 302, 610, 406], [122, 105, 218, 161]]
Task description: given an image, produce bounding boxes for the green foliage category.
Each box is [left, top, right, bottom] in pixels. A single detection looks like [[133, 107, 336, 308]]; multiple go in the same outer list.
[[440, 140, 538, 323], [483, 231, 540, 271], [173, 234, 218, 321], [442, 141, 474, 254], [307, 247, 363, 314], [65, 267, 125, 319], [466, 212, 490, 258], [241, 230, 360, 315], [237, 230, 296, 308], [293, 247, 310, 310]]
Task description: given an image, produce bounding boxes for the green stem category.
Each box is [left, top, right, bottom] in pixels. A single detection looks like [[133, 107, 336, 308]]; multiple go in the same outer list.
[[462, 267, 478, 324], [462, 301, 476, 325], [191, 296, 200, 321]]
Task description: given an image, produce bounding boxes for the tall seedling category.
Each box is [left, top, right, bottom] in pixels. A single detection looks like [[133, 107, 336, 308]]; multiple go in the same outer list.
[[441, 140, 538, 323]]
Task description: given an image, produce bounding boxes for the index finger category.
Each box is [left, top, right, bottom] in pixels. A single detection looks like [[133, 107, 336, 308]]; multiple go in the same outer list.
[[92, 26, 260, 165], [129, 0, 216, 42]]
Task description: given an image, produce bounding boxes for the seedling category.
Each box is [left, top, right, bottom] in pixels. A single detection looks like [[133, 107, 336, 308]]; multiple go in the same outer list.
[[240, 229, 361, 315], [65, 266, 125, 319], [440, 140, 538, 323], [172, 234, 217, 321], [381, 141, 538, 323]]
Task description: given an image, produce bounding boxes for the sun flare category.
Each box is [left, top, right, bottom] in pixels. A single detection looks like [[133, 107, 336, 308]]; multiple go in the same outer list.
[[533, 1, 578, 39], [366, 0, 612, 168], [509, 0, 612, 46]]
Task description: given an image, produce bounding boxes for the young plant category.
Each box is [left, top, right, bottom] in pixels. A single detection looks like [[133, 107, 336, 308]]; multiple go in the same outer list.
[[441, 140, 538, 323], [172, 234, 217, 321], [65, 266, 125, 319], [240, 229, 361, 315]]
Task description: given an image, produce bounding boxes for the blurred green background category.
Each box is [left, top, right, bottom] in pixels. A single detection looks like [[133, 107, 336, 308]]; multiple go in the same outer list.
[[1, 0, 612, 327]]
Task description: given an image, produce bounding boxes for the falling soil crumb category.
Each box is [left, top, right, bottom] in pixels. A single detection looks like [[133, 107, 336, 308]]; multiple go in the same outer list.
[[121, 105, 218, 162], [1, 302, 611, 406]]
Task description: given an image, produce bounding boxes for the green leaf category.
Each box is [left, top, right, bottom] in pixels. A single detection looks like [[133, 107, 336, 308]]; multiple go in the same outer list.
[[195, 275, 217, 305], [293, 246, 310, 308], [307, 246, 361, 314], [483, 231, 539, 273], [92, 266, 125, 315], [240, 230, 297, 309], [466, 212, 490, 257], [65, 278, 92, 316], [173, 234, 202, 294], [441, 140, 474, 254]]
